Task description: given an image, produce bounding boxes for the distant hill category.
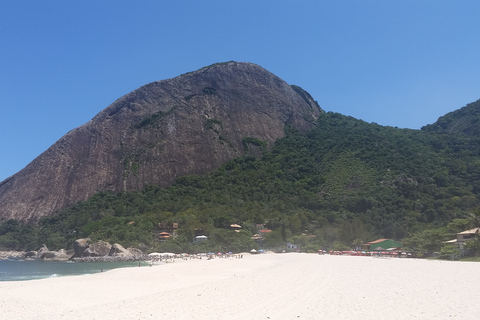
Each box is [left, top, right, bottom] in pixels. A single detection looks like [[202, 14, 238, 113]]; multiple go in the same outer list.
[[422, 99, 480, 135]]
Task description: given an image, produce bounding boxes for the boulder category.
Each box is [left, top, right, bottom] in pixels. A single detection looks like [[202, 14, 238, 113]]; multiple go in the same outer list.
[[24, 251, 38, 258], [37, 244, 49, 257], [88, 240, 112, 256], [73, 238, 91, 258], [40, 250, 69, 261], [109, 243, 133, 257], [81, 248, 100, 257], [127, 247, 143, 258], [0, 251, 25, 260]]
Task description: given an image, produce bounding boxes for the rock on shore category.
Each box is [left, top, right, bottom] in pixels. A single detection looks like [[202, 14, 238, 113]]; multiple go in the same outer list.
[[1, 239, 143, 262]]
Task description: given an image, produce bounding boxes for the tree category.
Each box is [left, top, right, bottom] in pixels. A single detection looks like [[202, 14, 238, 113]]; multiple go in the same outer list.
[[467, 207, 480, 228]]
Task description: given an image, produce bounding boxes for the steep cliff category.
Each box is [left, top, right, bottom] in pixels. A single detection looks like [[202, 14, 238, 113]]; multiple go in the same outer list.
[[0, 62, 322, 222]]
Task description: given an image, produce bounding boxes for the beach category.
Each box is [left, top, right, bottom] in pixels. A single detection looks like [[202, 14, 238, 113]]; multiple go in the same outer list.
[[1, 253, 479, 319]]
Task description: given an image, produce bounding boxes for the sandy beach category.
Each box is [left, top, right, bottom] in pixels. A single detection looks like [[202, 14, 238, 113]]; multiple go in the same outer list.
[[1, 253, 479, 319]]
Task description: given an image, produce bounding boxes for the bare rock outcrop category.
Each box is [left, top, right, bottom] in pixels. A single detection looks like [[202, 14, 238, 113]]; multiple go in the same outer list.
[[127, 247, 143, 258], [0, 251, 25, 260], [0, 62, 322, 222], [72, 238, 91, 258], [87, 240, 112, 256], [37, 245, 49, 257], [39, 249, 69, 261], [109, 243, 133, 257]]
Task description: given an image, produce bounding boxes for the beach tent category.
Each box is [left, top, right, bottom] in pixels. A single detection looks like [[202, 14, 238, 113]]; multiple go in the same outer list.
[[363, 239, 402, 251], [155, 252, 175, 257], [194, 235, 208, 242], [148, 252, 163, 256]]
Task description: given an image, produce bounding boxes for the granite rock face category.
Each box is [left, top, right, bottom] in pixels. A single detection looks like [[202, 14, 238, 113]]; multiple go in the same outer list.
[[109, 243, 133, 257], [127, 247, 143, 258], [0, 62, 322, 222], [87, 240, 112, 257], [72, 238, 91, 258]]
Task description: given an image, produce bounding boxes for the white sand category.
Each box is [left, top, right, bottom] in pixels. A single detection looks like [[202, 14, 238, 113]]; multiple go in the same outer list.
[[1, 254, 479, 319]]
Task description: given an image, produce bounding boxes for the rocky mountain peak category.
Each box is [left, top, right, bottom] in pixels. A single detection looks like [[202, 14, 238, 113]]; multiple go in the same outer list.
[[0, 62, 322, 222]]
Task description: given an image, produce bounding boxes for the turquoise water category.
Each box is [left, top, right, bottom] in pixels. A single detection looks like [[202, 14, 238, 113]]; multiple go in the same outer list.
[[0, 260, 140, 281]]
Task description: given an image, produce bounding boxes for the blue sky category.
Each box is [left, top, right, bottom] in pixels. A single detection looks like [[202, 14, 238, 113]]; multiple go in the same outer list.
[[1, 1, 479, 181]]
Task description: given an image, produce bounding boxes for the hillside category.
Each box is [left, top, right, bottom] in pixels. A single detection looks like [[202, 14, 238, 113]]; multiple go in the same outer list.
[[422, 99, 480, 136], [1, 108, 480, 253], [0, 62, 479, 254], [0, 62, 321, 222]]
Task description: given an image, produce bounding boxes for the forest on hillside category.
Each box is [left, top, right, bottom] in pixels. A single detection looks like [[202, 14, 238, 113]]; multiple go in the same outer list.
[[1, 110, 480, 258]]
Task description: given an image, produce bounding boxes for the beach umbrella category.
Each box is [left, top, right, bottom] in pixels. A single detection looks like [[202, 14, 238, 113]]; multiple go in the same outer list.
[[148, 252, 162, 256]]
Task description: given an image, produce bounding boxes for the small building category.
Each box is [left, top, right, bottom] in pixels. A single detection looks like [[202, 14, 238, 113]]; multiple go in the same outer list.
[[229, 224, 242, 231], [194, 235, 208, 243], [445, 228, 480, 249], [363, 239, 402, 251], [194, 228, 204, 237], [457, 228, 479, 242], [252, 234, 262, 241], [158, 232, 171, 240]]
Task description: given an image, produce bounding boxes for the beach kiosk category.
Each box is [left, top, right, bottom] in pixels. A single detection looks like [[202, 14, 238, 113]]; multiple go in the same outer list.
[[362, 239, 402, 251]]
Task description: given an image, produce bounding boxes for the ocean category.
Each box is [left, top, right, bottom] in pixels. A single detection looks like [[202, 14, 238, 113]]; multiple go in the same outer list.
[[0, 259, 140, 281]]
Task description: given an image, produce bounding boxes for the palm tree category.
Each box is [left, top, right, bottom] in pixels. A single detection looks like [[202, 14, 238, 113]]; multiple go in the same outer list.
[[467, 207, 480, 229]]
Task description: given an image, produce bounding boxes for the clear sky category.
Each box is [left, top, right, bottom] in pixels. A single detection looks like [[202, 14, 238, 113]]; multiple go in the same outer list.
[[1, 1, 479, 181]]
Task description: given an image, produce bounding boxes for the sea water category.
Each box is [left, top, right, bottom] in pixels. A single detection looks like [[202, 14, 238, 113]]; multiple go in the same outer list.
[[0, 259, 139, 281]]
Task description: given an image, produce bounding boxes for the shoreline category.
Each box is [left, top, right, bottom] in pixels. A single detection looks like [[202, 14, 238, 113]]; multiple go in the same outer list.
[[0, 253, 478, 319]]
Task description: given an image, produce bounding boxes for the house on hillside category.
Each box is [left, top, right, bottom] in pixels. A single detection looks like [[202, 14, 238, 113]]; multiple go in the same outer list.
[[194, 235, 208, 243], [229, 224, 242, 232], [362, 238, 402, 251], [445, 228, 480, 249], [158, 232, 171, 241]]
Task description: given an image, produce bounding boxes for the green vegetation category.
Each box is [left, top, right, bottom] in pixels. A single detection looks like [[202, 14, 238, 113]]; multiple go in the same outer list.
[[422, 99, 480, 136], [134, 106, 177, 129], [202, 87, 217, 95], [204, 118, 223, 131], [242, 137, 267, 153], [1, 110, 479, 257]]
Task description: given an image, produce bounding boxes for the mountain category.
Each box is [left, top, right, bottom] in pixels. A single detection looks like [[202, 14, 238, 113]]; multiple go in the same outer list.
[[6, 106, 478, 252], [421, 99, 480, 135], [1, 63, 479, 253], [0, 62, 321, 222]]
